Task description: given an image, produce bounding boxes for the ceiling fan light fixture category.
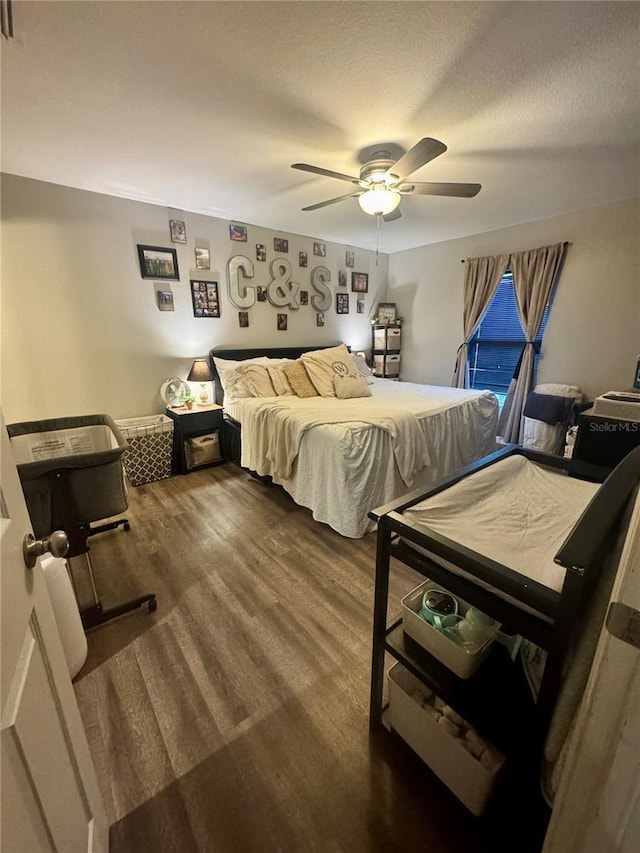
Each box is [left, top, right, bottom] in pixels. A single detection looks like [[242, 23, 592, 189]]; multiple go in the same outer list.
[[358, 187, 401, 216]]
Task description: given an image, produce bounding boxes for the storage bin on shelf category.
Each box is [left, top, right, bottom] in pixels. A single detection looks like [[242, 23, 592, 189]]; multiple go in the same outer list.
[[373, 325, 402, 350], [385, 353, 401, 377], [184, 432, 221, 470], [115, 414, 173, 486], [387, 663, 505, 816], [373, 353, 401, 378], [401, 580, 496, 678], [386, 326, 401, 350]]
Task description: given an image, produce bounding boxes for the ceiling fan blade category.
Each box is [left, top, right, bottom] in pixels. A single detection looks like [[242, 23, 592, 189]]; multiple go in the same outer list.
[[406, 182, 482, 198], [386, 138, 447, 182], [383, 208, 402, 222], [302, 191, 363, 211], [292, 163, 361, 184]]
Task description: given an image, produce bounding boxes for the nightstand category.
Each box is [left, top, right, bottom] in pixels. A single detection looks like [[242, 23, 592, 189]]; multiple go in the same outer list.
[[165, 404, 224, 474]]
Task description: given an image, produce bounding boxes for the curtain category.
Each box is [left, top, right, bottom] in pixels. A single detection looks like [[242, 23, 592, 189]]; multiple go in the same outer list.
[[497, 242, 567, 443], [451, 253, 510, 388]]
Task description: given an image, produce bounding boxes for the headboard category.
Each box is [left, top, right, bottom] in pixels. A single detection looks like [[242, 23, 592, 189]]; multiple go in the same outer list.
[[209, 343, 345, 405]]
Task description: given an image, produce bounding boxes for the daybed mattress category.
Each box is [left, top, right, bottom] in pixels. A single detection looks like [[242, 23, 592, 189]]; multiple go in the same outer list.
[[226, 378, 498, 538], [402, 454, 600, 598]]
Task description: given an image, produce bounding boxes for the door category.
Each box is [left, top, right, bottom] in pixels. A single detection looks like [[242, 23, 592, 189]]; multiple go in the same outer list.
[[543, 490, 640, 852], [0, 411, 108, 852]]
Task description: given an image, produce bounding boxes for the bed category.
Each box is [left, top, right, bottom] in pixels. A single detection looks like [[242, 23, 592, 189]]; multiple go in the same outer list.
[[368, 443, 640, 743], [209, 344, 498, 538]]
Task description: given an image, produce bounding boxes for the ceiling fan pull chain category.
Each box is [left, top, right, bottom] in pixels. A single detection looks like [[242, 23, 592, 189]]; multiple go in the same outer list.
[[375, 213, 380, 265]]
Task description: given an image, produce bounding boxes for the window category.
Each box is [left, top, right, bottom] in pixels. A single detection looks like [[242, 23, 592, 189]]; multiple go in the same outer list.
[[468, 271, 549, 401]]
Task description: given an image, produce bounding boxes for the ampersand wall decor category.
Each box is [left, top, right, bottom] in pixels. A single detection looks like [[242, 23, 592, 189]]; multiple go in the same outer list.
[[267, 258, 300, 309]]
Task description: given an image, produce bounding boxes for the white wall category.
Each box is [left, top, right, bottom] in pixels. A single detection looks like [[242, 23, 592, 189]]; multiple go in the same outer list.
[[388, 198, 640, 401], [1, 175, 387, 423]]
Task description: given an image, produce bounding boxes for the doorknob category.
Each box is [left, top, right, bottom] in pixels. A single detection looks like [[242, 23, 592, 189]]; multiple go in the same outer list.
[[23, 530, 69, 570]]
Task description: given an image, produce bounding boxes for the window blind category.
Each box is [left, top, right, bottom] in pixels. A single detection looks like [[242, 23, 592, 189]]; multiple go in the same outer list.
[[468, 271, 549, 395]]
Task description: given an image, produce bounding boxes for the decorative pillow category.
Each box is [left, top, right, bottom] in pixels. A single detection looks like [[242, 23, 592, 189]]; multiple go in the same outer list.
[[267, 364, 295, 396], [351, 353, 374, 385], [333, 373, 372, 399], [283, 361, 319, 398], [301, 344, 354, 397]]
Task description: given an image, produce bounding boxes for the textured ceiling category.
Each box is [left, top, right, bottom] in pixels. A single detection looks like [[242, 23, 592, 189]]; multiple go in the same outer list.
[[2, 1, 639, 253]]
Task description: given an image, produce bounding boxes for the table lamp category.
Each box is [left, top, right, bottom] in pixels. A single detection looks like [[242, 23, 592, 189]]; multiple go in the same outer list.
[[187, 358, 214, 405]]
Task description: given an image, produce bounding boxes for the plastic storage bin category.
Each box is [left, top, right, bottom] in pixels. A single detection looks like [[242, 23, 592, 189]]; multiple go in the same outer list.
[[116, 415, 173, 486], [387, 663, 505, 815], [401, 580, 495, 678]]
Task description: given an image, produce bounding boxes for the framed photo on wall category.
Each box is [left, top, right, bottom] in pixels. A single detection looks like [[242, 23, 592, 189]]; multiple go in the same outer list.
[[229, 224, 248, 242], [336, 293, 349, 314], [195, 247, 210, 269], [274, 237, 289, 253], [156, 290, 175, 311], [137, 245, 179, 280], [351, 272, 368, 293], [346, 250, 355, 268], [169, 219, 187, 244], [377, 302, 396, 324], [190, 279, 220, 317]]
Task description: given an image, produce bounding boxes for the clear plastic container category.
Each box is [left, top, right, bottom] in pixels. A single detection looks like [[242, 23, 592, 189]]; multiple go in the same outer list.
[[447, 607, 500, 653]]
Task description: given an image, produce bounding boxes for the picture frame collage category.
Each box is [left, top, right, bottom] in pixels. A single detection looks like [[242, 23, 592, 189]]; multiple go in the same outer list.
[[139, 225, 368, 325]]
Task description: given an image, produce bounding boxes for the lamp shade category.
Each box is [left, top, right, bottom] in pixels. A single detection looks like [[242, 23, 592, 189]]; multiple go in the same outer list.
[[358, 187, 401, 216], [187, 359, 213, 382]]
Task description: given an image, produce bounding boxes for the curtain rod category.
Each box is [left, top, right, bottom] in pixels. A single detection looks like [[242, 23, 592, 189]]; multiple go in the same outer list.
[[461, 240, 572, 262]]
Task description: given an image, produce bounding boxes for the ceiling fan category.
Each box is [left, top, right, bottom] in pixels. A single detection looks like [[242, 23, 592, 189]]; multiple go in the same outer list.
[[292, 137, 481, 221]]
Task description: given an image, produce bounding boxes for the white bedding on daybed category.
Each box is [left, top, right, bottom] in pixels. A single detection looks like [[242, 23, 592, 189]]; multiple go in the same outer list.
[[226, 377, 498, 538], [403, 454, 600, 599]]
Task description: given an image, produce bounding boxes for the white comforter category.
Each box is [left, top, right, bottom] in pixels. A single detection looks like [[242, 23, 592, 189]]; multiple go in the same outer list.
[[226, 378, 498, 538], [241, 396, 429, 486]]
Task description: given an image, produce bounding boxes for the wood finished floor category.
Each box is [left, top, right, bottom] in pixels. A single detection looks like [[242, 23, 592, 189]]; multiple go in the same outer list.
[[73, 464, 536, 853]]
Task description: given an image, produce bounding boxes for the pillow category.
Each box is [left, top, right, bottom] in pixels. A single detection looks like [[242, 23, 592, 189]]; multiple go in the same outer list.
[[333, 373, 372, 399], [223, 369, 251, 399], [351, 353, 374, 385], [301, 344, 354, 397], [213, 356, 271, 394], [283, 361, 319, 398], [267, 364, 295, 396], [235, 363, 276, 397]]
